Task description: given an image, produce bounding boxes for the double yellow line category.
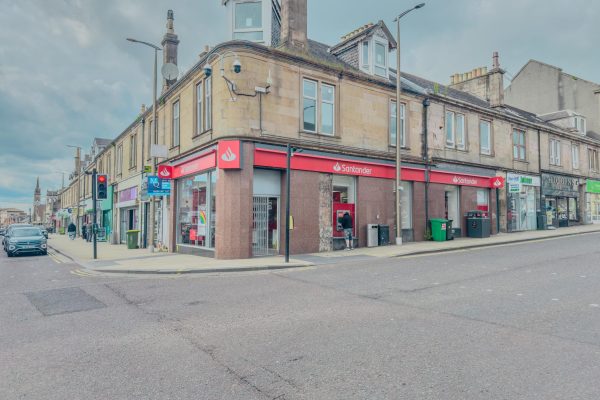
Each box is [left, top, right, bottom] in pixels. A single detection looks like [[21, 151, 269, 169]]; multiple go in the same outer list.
[[70, 268, 98, 277]]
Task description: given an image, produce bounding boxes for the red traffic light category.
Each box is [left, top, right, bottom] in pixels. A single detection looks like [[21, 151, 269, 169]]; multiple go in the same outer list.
[[98, 175, 107, 183]]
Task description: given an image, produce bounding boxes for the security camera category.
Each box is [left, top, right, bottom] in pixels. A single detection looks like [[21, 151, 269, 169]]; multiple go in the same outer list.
[[203, 63, 212, 77], [233, 59, 242, 74]]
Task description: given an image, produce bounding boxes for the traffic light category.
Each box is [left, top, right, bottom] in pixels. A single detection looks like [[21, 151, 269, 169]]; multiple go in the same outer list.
[[96, 175, 108, 200]]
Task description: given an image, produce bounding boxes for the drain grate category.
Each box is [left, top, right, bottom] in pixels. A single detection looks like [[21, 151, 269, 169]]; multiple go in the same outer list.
[[25, 287, 106, 316]]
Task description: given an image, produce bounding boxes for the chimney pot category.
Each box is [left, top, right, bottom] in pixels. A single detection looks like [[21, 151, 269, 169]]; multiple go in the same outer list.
[[280, 0, 308, 51], [492, 51, 500, 69]]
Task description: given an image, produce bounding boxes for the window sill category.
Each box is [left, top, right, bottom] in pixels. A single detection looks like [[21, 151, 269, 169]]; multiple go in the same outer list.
[[192, 129, 212, 140], [513, 159, 529, 164], [445, 146, 469, 153], [299, 131, 341, 140], [480, 152, 494, 158], [169, 145, 180, 151]]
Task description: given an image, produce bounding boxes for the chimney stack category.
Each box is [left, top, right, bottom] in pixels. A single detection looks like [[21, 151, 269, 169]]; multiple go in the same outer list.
[[449, 52, 504, 107], [161, 10, 180, 93], [280, 0, 308, 52]]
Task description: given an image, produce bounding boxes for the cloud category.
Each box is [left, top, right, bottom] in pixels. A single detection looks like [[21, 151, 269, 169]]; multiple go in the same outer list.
[[0, 0, 598, 211]]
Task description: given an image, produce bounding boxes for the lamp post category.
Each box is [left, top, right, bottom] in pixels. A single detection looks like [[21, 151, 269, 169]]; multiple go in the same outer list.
[[393, 2, 425, 245], [284, 144, 301, 263], [126, 37, 161, 252]]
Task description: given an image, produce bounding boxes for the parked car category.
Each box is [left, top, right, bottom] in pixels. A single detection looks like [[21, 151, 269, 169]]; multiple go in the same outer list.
[[5, 227, 47, 257], [3, 224, 33, 251]]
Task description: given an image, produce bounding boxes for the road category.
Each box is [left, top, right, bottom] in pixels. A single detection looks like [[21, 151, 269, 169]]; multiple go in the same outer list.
[[2, 233, 600, 399]]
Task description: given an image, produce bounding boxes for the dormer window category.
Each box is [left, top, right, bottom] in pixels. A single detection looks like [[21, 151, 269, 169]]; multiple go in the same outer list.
[[233, 0, 263, 42], [358, 39, 389, 77], [574, 116, 586, 134]]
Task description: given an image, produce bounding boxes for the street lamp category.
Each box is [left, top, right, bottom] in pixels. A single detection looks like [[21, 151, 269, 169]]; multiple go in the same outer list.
[[393, 2, 425, 246], [126, 37, 161, 252]]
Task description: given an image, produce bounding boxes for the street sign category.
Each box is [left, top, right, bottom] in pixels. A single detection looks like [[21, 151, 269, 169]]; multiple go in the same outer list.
[[143, 165, 153, 173], [147, 176, 171, 196]]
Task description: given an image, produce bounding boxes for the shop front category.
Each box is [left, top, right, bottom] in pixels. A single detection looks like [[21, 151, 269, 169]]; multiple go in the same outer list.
[[585, 179, 600, 224], [542, 173, 581, 228], [116, 186, 138, 244], [100, 186, 114, 238], [254, 144, 501, 253], [506, 173, 541, 232], [164, 149, 218, 256]]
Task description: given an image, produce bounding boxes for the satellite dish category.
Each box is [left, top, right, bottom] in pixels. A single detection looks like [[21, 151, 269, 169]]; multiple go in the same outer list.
[[161, 63, 179, 80]]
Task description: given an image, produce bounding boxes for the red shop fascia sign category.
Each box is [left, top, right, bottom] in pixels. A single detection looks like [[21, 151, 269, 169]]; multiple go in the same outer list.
[[254, 148, 501, 189]]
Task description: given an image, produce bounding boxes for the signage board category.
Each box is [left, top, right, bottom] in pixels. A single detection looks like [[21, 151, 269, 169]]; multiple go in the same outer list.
[[147, 176, 171, 196], [143, 165, 153, 173], [586, 179, 600, 194], [151, 144, 168, 158], [172, 151, 217, 179], [542, 173, 580, 197], [254, 148, 498, 188], [157, 165, 174, 180], [218, 140, 242, 169]]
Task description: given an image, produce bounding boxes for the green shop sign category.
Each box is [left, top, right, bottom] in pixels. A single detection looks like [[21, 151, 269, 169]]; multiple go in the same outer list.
[[587, 180, 600, 194]]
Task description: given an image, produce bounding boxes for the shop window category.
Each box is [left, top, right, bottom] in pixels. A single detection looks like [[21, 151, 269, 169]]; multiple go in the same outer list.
[[476, 189, 489, 212], [479, 120, 491, 155], [177, 171, 217, 248], [400, 181, 412, 229], [233, 0, 263, 42], [332, 175, 356, 204], [390, 101, 406, 148], [568, 197, 577, 221], [446, 111, 465, 149], [513, 129, 526, 161]]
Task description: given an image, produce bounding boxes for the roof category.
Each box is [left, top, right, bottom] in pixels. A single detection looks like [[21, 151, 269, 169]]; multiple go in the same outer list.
[[93, 138, 112, 146], [330, 20, 397, 54], [538, 110, 582, 121]]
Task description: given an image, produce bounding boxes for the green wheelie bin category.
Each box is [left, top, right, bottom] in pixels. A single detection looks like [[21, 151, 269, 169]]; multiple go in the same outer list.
[[126, 230, 140, 249], [430, 218, 448, 242]]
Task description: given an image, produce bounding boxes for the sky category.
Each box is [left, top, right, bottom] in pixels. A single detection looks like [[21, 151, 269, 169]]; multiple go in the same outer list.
[[0, 0, 599, 211]]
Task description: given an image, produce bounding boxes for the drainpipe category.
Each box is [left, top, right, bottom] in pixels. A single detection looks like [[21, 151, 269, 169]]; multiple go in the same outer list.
[[537, 128, 545, 229], [422, 97, 430, 237]]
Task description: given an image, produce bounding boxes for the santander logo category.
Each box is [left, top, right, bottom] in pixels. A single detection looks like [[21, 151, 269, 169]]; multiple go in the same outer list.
[[333, 162, 342, 172], [159, 168, 171, 178], [221, 147, 237, 162]]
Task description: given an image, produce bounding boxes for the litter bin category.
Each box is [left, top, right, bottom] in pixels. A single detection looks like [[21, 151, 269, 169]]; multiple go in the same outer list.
[[465, 211, 490, 238], [378, 224, 390, 246], [430, 218, 448, 242], [126, 230, 140, 249], [446, 219, 454, 240], [367, 224, 379, 247]]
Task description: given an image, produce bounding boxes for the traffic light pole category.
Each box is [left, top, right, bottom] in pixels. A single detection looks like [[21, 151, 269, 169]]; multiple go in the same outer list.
[[92, 168, 97, 260]]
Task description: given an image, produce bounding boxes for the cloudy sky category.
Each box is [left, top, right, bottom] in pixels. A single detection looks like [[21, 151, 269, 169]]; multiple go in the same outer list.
[[1, 0, 598, 211]]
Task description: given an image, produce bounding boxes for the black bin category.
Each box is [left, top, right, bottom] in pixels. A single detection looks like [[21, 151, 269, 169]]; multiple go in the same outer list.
[[446, 219, 454, 240], [465, 210, 491, 238], [378, 224, 390, 246]]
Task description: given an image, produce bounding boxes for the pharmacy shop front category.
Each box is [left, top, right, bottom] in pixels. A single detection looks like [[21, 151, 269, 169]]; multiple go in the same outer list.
[[585, 179, 600, 224], [506, 173, 541, 232]]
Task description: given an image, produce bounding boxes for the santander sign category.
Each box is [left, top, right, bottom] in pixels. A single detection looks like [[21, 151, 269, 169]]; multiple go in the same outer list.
[[157, 165, 173, 179], [333, 162, 373, 176]]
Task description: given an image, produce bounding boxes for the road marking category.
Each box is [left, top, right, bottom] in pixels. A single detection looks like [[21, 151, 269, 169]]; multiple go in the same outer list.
[[580, 275, 587, 278], [552, 298, 560, 301], [517, 293, 524, 296], [551, 273, 557, 276], [70, 268, 99, 278], [486, 289, 493, 292], [590, 304, 599, 308]]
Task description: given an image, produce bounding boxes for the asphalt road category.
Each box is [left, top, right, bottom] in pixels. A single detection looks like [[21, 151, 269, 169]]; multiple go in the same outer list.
[[2, 233, 600, 399]]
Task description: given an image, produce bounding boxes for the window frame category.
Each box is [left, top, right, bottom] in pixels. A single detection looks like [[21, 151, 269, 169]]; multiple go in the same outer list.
[[575, 116, 587, 134], [172, 100, 180, 148], [389, 100, 406, 148], [232, 0, 264, 42], [445, 110, 466, 149], [373, 39, 388, 78], [590, 148, 599, 172], [205, 76, 212, 131], [302, 78, 318, 133], [320, 83, 335, 136], [129, 133, 137, 169], [117, 144, 123, 176], [361, 41, 370, 72], [512, 128, 527, 161], [572, 144, 580, 169], [479, 119, 492, 155], [195, 80, 204, 136], [549, 138, 561, 166]]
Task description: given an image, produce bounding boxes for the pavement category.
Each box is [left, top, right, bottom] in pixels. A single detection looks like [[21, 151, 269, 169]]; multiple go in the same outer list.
[[4, 230, 600, 399], [47, 223, 600, 274]]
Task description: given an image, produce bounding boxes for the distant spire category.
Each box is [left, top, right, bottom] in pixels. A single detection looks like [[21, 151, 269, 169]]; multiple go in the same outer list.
[[35, 177, 40, 194]]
